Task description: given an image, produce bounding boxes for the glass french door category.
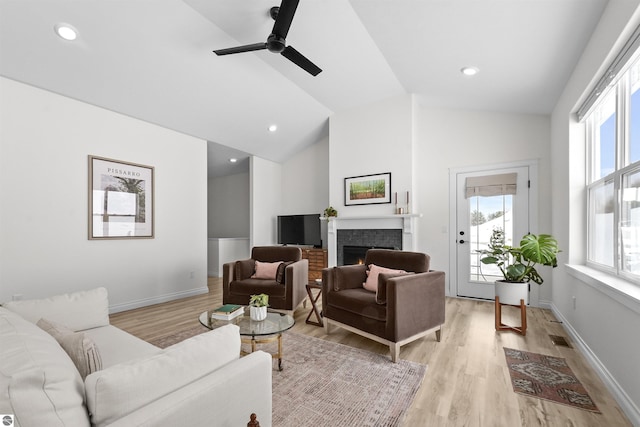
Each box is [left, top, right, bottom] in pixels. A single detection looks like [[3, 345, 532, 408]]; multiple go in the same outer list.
[[455, 166, 530, 300]]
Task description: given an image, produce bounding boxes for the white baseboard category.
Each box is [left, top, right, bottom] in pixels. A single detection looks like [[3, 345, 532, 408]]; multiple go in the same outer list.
[[538, 299, 553, 310], [547, 302, 640, 426], [108, 286, 209, 314]]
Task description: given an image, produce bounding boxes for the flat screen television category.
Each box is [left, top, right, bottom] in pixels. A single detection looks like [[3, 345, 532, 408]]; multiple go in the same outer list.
[[277, 214, 322, 247]]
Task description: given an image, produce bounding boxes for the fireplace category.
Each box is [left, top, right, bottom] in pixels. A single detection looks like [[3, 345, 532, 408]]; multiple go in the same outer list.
[[325, 214, 419, 267], [337, 229, 402, 265], [343, 245, 395, 265]]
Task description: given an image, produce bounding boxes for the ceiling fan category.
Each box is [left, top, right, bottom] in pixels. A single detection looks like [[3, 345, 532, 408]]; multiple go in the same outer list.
[[213, 0, 322, 76]]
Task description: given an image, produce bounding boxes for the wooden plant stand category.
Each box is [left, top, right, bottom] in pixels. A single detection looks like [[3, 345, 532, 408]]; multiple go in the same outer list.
[[495, 296, 527, 336]]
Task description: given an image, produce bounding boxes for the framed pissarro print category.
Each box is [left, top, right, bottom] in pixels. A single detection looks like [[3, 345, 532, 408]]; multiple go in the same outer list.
[[344, 172, 391, 206], [88, 156, 154, 239]]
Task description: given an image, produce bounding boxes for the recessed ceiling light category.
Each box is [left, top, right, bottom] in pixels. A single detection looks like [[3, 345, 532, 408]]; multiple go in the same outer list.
[[53, 24, 78, 41], [54, 24, 78, 41], [229, 158, 237, 163], [461, 66, 479, 76], [268, 124, 278, 132]]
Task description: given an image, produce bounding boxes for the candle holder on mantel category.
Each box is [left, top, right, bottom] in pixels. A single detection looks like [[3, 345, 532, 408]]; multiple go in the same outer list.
[[406, 190, 410, 214], [394, 191, 410, 214]]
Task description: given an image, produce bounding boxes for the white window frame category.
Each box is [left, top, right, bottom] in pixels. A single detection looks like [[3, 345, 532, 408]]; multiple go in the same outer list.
[[585, 54, 640, 285]]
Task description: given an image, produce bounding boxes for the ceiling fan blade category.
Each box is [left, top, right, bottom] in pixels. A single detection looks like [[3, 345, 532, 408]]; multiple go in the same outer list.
[[281, 45, 322, 76], [272, 0, 299, 39], [214, 42, 267, 56]]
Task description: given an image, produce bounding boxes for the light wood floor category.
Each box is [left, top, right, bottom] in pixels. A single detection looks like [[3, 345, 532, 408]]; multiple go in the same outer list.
[[110, 278, 632, 427]]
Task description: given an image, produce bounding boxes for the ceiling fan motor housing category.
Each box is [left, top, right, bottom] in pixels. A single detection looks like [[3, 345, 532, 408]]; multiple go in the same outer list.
[[266, 34, 286, 53], [269, 6, 279, 20]]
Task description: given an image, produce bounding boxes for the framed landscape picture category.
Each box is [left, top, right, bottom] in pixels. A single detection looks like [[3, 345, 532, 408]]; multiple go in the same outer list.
[[344, 172, 391, 206], [88, 155, 154, 239]]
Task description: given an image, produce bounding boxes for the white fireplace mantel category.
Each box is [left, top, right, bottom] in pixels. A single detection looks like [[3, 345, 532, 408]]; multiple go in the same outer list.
[[322, 214, 422, 267]]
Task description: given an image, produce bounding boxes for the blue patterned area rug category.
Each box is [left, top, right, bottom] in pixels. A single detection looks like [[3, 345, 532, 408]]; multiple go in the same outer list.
[[271, 332, 427, 427], [504, 347, 600, 413]]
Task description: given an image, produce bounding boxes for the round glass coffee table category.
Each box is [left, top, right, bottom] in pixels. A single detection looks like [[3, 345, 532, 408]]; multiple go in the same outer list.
[[199, 308, 295, 371]]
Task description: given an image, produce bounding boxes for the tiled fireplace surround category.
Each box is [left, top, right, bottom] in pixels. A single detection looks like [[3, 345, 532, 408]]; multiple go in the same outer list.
[[338, 229, 402, 265], [325, 215, 420, 267]]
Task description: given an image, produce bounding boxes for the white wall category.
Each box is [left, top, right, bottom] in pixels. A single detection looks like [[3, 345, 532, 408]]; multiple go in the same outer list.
[[207, 172, 249, 238], [207, 237, 249, 277], [550, 1, 640, 422], [250, 156, 282, 246], [329, 94, 414, 217], [415, 109, 551, 287], [327, 91, 551, 281], [0, 77, 208, 311], [281, 136, 329, 215], [207, 139, 328, 253]]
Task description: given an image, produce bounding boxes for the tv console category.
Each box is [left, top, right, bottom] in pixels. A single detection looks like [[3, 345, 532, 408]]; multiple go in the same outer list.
[[300, 248, 327, 282]]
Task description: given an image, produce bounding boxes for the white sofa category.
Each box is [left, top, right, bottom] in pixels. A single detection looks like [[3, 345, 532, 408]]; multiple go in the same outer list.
[[0, 287, 272, 427]]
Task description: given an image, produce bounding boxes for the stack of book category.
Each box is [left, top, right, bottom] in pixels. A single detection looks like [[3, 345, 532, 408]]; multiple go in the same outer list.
[[210, 304, 244, 321]]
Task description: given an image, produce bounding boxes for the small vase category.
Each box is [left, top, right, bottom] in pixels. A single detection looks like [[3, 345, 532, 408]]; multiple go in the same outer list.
[[495, 280, 529, 306], [250, 306, 267, 321]]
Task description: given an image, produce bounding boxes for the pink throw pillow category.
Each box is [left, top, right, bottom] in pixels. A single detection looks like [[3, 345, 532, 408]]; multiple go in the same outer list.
[[363, 264, 407, 292], [251, 261, 282, 280]]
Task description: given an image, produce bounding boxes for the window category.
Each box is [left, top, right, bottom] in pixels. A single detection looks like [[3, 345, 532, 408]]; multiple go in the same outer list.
[[465, 173, 517, 282], [586, 54, 640, 282]]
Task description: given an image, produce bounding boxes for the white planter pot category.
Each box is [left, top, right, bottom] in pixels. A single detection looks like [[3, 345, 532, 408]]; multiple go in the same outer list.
[[250, 306, 267, 321], [495, 281, 529, 306]]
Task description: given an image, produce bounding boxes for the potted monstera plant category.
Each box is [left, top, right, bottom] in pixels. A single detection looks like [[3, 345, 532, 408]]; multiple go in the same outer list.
[[478, 228, 560, 305]]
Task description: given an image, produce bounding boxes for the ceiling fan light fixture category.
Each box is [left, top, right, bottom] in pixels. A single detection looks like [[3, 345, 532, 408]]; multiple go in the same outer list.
[[461, 66, 479, 76], [54, 23, 78, 41]]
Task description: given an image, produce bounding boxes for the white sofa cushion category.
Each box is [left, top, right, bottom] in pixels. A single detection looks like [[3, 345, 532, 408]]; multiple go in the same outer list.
[[85, 324, 241, 427], [82, 325, 161, 368], [105, 351, 273, 427], [0, 307, 91, 427], [3, 287, 109, 331]]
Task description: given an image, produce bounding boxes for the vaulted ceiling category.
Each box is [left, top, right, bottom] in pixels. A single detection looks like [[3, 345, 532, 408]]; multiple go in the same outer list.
[[0, 0, 608, 176]]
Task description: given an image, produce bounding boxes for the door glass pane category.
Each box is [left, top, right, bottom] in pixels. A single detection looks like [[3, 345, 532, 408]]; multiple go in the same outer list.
[[621, 169, 640, 275], [595, 92, 616, 179], [588, 180, 614, 267], [469, 195, 513, 282], [630, 60, 640, 164]]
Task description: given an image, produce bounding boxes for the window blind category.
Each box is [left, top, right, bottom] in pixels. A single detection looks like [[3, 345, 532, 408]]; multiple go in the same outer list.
[[465, 173, 517, 198], [576, 23, 640, 122]]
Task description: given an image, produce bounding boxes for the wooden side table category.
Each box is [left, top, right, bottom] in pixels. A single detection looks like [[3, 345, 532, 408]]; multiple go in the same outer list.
[[305, 282, 323, 326], [495, 296, 527, 336]]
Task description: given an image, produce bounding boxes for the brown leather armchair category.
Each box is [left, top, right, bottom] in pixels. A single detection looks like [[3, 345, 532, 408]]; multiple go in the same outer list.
[[223, 246, 309, 313], [322, 249, 445, 362]]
